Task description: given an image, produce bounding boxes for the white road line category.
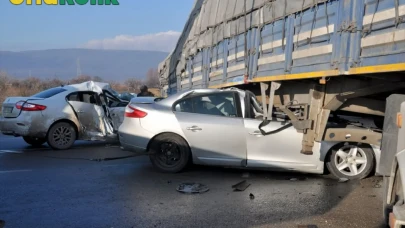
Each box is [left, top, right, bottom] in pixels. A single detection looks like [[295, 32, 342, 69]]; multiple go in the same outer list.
[[0, 169, 32, 174], [102, 163, 135, 167], [0, 150, 23, 154]]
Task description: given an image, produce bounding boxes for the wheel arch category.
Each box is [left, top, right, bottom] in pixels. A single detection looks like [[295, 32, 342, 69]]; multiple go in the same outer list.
[[322, 141, 377, 174], [146, 132, 192, 161]]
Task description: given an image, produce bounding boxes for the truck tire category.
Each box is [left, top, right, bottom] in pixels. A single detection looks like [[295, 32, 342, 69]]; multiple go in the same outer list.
[[326, 143, 375, 180], [47, 122, 76, 150], [23, 136, 47, 147], [149, 133, 190, 173]]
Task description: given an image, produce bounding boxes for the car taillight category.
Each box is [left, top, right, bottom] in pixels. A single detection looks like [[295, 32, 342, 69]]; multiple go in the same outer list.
[[15, 101, 46, 111], [125, 105, 147, 118]]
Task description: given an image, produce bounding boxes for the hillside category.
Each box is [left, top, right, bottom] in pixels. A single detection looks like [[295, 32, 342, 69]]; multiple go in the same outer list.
[[0, 49, 168, 81]]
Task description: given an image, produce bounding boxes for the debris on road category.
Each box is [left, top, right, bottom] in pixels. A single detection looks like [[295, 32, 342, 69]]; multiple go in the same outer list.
[[373, 180, 383, 188], [249, 193, 255, 200], [176, 183, 209, 194], [287, 177, 307, 181], [338, 178, 349, 183], [232, 180, 251, 191], [242, 172, 250, 178]]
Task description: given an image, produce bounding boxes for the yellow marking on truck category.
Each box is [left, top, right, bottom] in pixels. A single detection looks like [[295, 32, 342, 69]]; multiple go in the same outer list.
[[209, 81, 244, 89], [207, 63, 405, 89], [349, 63, 405, 75], [252, 70, 340, 82]]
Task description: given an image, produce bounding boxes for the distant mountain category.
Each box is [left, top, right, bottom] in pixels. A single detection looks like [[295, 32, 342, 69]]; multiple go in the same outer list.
[[0, 49, 169, 81]]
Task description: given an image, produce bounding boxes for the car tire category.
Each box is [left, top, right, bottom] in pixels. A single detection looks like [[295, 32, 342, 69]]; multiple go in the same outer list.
[[23, 136, 47, 147], [326, 143, 375, 180], [47, 122, 77, 150], [149, 133, 190, 173]]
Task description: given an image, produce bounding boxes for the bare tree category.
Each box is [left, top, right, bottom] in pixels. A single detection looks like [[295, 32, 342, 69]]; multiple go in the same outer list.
[[0, 71, 10, 92], [70, 75, 92, 84], [92, 76, 103, 82], [125, 78, 143, 93], [145, 68, 160, 88]]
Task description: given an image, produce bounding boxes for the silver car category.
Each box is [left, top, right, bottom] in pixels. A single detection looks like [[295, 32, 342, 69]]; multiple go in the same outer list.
[[0, 81, 128, 150], [118, 88, 381, 179]]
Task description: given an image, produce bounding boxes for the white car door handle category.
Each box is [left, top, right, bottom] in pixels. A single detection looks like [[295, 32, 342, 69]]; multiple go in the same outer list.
[[186, 126, 202, 131], [249, 131, 263, 136]]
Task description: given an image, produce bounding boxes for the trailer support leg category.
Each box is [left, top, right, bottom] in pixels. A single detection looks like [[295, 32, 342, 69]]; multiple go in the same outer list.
[[260, 82, 281, 120], [301, 85, 326, 155]]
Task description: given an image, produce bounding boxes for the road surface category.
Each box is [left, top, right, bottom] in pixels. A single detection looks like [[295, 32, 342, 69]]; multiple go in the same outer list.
[[0, 134, 385, 228]]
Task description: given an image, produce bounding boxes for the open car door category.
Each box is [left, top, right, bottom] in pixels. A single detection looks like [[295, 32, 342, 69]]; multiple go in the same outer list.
[[101, 90, 129, 132], [67, 91, 114, 140]]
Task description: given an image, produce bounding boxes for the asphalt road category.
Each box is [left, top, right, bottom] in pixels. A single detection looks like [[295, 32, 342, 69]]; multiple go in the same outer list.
[[0, 134, 386, 228]]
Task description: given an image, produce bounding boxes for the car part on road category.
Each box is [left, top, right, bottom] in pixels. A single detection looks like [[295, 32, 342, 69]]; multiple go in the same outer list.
[[338, 178, 349, 183], [47, 122, 77, 150], [22, 136, 47, 147], [249, 193, 255, 200], [176, 183, 209, 194], [326, 143, 375, 180], [149, 133, 190, 173], [232, 180, 251, 192]]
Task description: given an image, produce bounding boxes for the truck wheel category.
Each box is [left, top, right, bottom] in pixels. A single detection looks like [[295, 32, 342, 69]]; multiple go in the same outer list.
[[149, 133, 190, 173], [326, 143, 375, 180], [23, 136, 46, 147], [47, 122, 76, 150]]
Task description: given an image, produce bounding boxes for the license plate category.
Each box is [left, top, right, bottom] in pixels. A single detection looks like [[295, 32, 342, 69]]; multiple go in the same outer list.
[[3, 107, 13, 113]]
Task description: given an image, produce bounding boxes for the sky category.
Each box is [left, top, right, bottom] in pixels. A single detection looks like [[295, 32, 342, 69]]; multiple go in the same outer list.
[[0, 0, 194, 52]]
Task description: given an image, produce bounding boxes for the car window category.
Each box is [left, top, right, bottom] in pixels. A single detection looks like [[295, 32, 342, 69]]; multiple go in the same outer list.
[[174, 93, 238, 117], [67, 92, 99, 105], [32, 87, 67, 98]]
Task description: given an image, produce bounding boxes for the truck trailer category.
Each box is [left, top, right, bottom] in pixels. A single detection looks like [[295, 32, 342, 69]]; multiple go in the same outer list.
[[158, 0, 405, 171]]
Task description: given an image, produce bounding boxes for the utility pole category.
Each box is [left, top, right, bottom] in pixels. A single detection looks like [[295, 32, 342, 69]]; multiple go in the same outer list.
[[76, 58, 82, 77]]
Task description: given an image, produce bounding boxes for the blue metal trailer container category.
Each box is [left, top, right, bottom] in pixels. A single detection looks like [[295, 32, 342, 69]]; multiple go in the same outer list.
[[159, 0, 405, 96]]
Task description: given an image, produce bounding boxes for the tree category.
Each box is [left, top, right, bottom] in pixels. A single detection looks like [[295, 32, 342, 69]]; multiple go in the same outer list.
[[125, 78, 143, 93], [70, 75, 92, 84], [92, 76, 103, 82], [145, 68, 160, 88]]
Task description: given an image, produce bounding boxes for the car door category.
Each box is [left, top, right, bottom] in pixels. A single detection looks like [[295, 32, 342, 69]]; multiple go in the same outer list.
[[67, 91, 112, 139], [101, 91, 129, 131], [243, 94, 320, 171], [174, 91, 247, 167]]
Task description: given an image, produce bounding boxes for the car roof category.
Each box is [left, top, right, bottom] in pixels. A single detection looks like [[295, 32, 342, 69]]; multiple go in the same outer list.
[[60, 81, 112, 93]]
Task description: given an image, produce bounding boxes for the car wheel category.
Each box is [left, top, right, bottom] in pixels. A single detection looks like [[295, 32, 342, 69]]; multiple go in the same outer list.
[[326, 143, 375, 180], [47, 122, 76, 150], [149, 133, 190, 173], [23, 136, 46, 147]]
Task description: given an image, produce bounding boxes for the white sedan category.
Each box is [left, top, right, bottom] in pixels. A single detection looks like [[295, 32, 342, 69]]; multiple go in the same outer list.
[[0, 81, 128, 150], [118, 88, 381, 180]]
